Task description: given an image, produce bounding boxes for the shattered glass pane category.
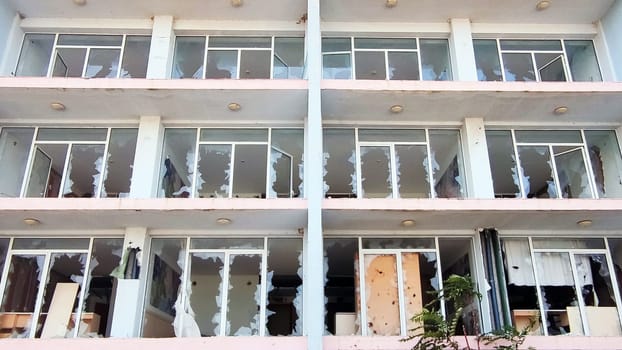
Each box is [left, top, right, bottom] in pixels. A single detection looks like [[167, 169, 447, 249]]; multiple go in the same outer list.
[[553, 146, 592, 198], [197, 144, 232, 198], [565, 40, 602, 82], [324, 238, 358, 335], [85, 49, 121, 78], [518, 146, 556, 198], [429, 130, 464, 198], [62, 144, 106, 198], [160, 129, 197, 198], [420, 39, 452, 81], [584, 130, 622, 198], [266, 239, 303, 335], [360, 146, 392, 198], [323, 129, 356, 198], [227, 254, 262, 336], [15, 34, 55, 77], [0, 254, 43, 338], [270, 129, 304, 198], [486, 130, 521, 198], [189, 253, 224, 336], [172, 37, 205, 79], [363, 254, 400, 335], [395, 145, 429, 198], [101, 129, 138, 198], [120, 36, 151, 79], [0, 127, 35, 197], [25, 144, 67, 198], [232, 145, 267, 198], [474, 39, 502, 81]]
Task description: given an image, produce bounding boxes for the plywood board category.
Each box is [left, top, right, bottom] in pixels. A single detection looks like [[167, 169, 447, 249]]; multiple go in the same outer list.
[[41, 282, 79, 338], [402, 253, 423, 331], [364, 254, 400, 335]]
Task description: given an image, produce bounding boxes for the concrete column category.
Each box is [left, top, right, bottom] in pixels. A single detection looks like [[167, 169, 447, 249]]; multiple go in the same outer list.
[[0, 13, 23, 77], [109, 227, 151, 337], [461, 118, 495, 198], [146, 15, 175, 79], [449, 18, 478, 82], [130, 116, 164, 198], [598, 0, 622, 81], [304, 0, 324, 349]]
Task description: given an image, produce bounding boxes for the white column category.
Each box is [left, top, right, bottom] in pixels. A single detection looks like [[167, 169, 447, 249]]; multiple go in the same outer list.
[[109, 227, 151, 337], [461, 118, 495, 198], [0, 13, 23, 76], [597, 0, 622, 82], [449, 18, 478, 82], [304, 0, 324, 349], [146, 15, 175, 79], [130, 116, 164, 198]]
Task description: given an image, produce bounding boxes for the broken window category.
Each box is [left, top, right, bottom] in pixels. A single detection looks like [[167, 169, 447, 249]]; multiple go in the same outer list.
[[15, 34, 149, 78], [159, 128, 303, 199], [323, 129, 356, 198], [501, 237, 622, 336], [353, 129, 464, 199], [322, 37, 452, 80], [474, 39, 601, 82], [143, 237, 302, 337], [0, 237, 123, 338], [486, 129, 620, 199], [324, 237, 477, 336], [10, 128, 138, 198], [172, 36, 304, 80], [0, 128, 35, 197]]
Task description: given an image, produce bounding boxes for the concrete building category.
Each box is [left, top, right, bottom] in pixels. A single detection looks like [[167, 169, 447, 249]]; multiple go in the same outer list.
[[0, 0, 622, 349]]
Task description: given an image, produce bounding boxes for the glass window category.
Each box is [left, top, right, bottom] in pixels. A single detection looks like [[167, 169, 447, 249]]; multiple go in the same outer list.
[[273, 38, 304, 79], [172, 37, 206, 79], [474, 39, 502, 81], [420, 39, 452, 81], [323, 129, 356, 198], [121, 36, 151, 78], [0, 128, 35, 197], [565, 41, 602, 82], [15, 34, 55, 77]]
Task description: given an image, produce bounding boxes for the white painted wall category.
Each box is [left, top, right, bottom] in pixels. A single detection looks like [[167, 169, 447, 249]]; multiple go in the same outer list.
[[0, 2, 22, 76], [601, 0, 622, 81]]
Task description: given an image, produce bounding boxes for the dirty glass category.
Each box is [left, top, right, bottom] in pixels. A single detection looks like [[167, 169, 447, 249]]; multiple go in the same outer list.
[[429, 130, 464, 198], [239, 50, 271, 79], [85, 49, 121, 78], [273, 38, 304, 79], [565, 41, 602, 82], [364, 254, 400, 335], [102, 129, 138, 198], [266, 238, 303, 335], [189, 253, 224, 336], [196, 144, 232, 198], [25, 144, 67, 198], [62, 144, 106, 198], [0, 254, 44, 338], [232, 145, 268, 198], [270, 129, 304, 198], [172, 37, 205, 79], [160, 129, 197, 198], [52, 48, 87, 77], [420, 39, 451, 81], [206, 50, 237, 79], [388, 52, 419, 80], [355, 51, 386, 80], [474, 39, 502, 81], [517, 146, 555, 198], [227, 254, 262, 335], [584, 130, 622, 198], [395, 145, 429, 198], [0, 127, 35, 197], [360, 146, 392, 198], [553, 146, 592, 198], [35, 253, 87, 338], [15, 34, 55, 77], [323, 129, 356, 198], [121, 36, 150, 79], [486, 130, 520, 198]]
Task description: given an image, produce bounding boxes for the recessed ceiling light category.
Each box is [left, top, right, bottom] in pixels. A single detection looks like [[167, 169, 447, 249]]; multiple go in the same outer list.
[[50, 102, 65, 111], [390, 104, 404, 113], [401, 219, 416, 227], [228, 102, 241, 111], [536, 1, 551, 11], [216, 217, 232, 225], [73, 0, 87, 6], [23, 218, 41, 225], [577, 219, 593, 227], [231, 0, 243, 7], [386, 0, 398, 8], [553, 106, 568, 115]]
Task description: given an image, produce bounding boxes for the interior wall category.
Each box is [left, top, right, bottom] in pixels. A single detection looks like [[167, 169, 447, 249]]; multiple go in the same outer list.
[[602, 0, 622, 81]]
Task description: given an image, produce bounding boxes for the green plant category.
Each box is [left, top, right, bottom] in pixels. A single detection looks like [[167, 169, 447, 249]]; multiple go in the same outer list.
[[477, 317, 537, 350], [401, 274, 481, 350]]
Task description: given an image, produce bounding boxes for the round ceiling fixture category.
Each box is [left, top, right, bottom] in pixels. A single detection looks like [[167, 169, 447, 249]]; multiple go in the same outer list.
[[23, 218, 41, 225], [390, 104, 404, 113], [553, 106, 568, 115], [536, 1, 551, 11], [576, 219, 593, 227], [228, 102, 241, 111], [50, 102, 66, 111], [216, 217, 232, 225], [73, 0, 87, 6], [401, 219, 416, 227], [386, 0, 398, 8]]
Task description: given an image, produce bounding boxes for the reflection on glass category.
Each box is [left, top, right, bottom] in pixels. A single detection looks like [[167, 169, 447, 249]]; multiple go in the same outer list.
[[26, 144, 68, 198], [270, 129, 304, 198], [227, 254, 262, 336], [502, 53, 536, 82], [362, 238, 435, 249], [474, 39, 502, 81], [172, 37, 205, 79], [360, 146, 392, 198], [62, 144, 106, 198], [420, 39, 451, 81]]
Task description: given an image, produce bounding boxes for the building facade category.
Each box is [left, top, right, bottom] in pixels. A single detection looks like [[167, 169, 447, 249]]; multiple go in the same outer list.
[[1, 0, 622, 349]]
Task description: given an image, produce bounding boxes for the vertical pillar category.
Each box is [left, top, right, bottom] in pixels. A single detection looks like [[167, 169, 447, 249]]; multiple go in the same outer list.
[[597, 0, 622, 82], [109, 227, 151, 337], [305, 0, 324, 349], [461, 118, 494, 198], [130, 116, 164, 198], [449, 18, 478, 82], [0, 13, 23, 76], [146, 15, 175, 79]]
